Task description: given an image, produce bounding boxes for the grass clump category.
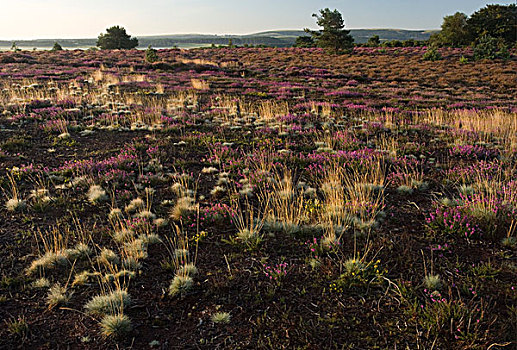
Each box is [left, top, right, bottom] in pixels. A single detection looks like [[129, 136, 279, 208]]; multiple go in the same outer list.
[[47, 284, 71, 308], [100, 313, 132, 338], [168, 275, 193, 297], [87, 185, 107, 204], [85, 289, 131, 315], [32, 277, 50, 289], [124, 198, 145, 213], [27, 251, 68, 274], [423, 274, 442, 291], [170, 196, 197, 220], [396, 185, 414, 195], [211, 311, 231, 324], [5, 316, 29, 338], [176, 263, 198, 277], [98, 248, 120, 266], [5, 198, 26, 212]]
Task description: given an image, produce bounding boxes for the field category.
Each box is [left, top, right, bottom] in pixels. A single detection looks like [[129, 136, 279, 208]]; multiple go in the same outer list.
[[0, 47, 516, 349]]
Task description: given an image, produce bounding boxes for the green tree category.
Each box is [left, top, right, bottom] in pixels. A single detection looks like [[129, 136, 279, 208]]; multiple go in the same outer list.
[[294, 36, 315, 48], [432, 12, 469, 47], [96, 26, 138, 50], [145, 45, 159, 63], [467, 4, 516, 46], [305, 8, 354, 54], [473, 35, 510, 60], [366, 35, 380, 47], [10, 42, 20, 52], [402, 39, 416, 47], [51, 42, 63, 51]]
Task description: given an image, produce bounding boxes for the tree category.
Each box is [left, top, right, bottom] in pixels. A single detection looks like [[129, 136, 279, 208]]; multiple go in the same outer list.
[[10, 42, 20, 52], [304, 8, 354, 54], [432, 12, 469, 47], [294, 36, 315, 48], [51, 42, 63, 51], [473, 35, 510, 60], [96, 26, 138, 50], [145, 45, 159, 63], [467, 4, 516, 46], [366, 35, 380, 47]]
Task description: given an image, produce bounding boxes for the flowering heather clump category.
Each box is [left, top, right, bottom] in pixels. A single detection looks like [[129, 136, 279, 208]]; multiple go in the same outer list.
[[426, 206, 480, 239], [263, 262, 288, 284], [450, 144, 499, 160], [305, 235, 341, 259], [40, 119, 69, 133]]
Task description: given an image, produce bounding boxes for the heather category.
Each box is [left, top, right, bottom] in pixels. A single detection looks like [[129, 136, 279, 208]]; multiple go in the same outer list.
[[0, 47, 516, 349]]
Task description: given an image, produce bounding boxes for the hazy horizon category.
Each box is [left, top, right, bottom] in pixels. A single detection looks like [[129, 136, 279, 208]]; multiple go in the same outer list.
[[0, 0, 514, 40]]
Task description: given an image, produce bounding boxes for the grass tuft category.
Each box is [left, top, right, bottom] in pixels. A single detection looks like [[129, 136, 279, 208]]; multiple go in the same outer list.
[[100, 313, 132, 338]]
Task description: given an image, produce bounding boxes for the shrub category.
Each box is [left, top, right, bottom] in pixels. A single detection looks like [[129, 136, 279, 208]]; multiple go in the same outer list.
[[422, 47, 442, 61], [145, 46, 159, 63], [51, 42, 63, 51], [426, 206, 480, 239], [474, 35, 509, 60]]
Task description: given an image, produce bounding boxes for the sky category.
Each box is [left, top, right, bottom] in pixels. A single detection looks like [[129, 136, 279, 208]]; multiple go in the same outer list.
[[0, 0, 514, 40]]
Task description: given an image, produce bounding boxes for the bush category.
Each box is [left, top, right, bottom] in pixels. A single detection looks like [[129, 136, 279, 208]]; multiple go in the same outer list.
[[474, 35, 510, 60], [51, 42, 63, 51], [145, 46, 159, 63], [422, 47, 442, 61]]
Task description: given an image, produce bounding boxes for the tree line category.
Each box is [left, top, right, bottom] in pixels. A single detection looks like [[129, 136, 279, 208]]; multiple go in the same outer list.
[[51, 3, 514, 57], [296, 4, 515, 53]]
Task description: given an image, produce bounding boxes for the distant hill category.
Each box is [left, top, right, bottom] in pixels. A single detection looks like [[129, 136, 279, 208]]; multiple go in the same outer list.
[[0, 29, 438, 50]]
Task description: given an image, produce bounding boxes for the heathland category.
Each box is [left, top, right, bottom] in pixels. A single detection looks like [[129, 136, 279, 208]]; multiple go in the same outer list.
[[0, 47, 516, 349]]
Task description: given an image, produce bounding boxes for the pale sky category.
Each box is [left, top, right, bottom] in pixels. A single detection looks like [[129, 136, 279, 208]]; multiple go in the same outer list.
[[0, 0, 514, 40]]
